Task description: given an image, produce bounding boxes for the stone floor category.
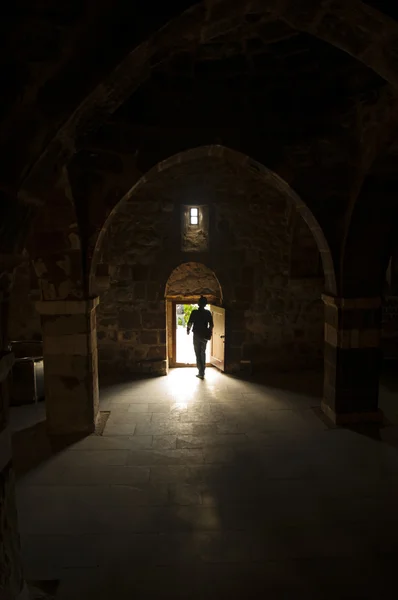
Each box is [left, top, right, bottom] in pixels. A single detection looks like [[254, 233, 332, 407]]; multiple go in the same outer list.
[[12, 367, 398, 599]]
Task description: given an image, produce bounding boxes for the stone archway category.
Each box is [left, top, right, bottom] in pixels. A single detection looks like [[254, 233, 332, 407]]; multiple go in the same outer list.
[[165, 262, 223, 368], [91, 144, 329, 378], [165, 262, 222, 304], [89, 145, 336, 297]]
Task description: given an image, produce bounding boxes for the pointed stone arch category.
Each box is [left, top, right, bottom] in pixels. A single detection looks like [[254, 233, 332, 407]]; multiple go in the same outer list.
[[165, 262, 223, 305], [90, 145, 336, 296]]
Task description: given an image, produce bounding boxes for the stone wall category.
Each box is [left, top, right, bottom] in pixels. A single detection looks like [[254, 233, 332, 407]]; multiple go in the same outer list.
[[8, 257, 41, 342], [382, 296, 398, 359], [96, 156, 324, 379], [0, 461, 24, 598]]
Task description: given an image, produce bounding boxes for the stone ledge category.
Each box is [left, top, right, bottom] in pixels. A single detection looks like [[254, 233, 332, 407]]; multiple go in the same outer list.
[[43, 334, 93, 356], [321, 402, 384, 425], [36, 297, 99, 315], [322, 294, 381, 309], [324, 324, 380, 348], [0, 351, 15, 382]]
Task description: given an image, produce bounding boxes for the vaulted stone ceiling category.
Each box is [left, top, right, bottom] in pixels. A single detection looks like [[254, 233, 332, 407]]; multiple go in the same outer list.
[[362, 0, 398, 20], [1, 0, 398, 187], [1, 0, 398, 276]]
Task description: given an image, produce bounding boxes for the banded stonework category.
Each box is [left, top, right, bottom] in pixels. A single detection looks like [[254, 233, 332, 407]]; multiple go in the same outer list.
[[36, 298, 100, 435], [323, 294, 381, 350], [0, 461, 25, 599], [322, 295, 383, 424], [0, 350, 26, 600]]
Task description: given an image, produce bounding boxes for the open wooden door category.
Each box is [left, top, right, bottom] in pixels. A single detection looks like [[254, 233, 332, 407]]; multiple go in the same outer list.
[[209, 305, 225, 371]]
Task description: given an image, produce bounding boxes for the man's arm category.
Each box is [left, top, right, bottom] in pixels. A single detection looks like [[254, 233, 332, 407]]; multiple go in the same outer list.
[[208, 312, 214, 336], [187, 311, 195, 335]]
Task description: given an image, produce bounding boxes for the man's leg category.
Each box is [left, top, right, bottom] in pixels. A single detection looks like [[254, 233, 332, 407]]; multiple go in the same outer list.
[[201, 340, 207, 376], [193, 336, 201, 375]]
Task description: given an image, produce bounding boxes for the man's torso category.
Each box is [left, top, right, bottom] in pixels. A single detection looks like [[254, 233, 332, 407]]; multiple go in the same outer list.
[[190, 309, 212, 338]]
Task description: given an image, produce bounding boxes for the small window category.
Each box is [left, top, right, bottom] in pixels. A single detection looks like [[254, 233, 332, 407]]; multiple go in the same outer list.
[[189, 207, 199, 225]]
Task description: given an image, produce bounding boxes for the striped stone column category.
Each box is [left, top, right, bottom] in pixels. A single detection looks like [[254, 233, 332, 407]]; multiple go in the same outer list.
[[36, 297, 100, 436], [321, 295, 383, 425], [0, 351, 29, 600]]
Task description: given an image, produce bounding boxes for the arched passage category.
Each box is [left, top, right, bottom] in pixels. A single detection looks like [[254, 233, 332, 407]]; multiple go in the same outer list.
[[92, 145, 329, 380], [165, 262, 223, 368]]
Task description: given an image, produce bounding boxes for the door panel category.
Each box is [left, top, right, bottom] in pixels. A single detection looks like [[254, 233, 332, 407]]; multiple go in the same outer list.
[[210, 305, 225, 371]]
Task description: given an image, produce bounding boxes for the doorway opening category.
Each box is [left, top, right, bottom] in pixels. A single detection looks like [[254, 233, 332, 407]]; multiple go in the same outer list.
[[165, 262, 225, 371], [175, 303, 211, 366]]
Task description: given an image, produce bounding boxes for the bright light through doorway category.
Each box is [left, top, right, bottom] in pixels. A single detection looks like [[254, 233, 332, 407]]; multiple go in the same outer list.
[[176, 303, 211, 365]]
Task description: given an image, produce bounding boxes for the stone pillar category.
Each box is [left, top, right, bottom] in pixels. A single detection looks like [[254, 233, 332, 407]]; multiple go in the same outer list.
[[36, 297, 100, 436], [0, 352, 29, 600], [0, 260, 29, 599], [322, 295, 383, 425], [391, 250, 398, 296]]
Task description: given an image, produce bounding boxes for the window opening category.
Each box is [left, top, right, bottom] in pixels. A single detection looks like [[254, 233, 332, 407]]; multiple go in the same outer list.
[[189, 207, 199, 225]]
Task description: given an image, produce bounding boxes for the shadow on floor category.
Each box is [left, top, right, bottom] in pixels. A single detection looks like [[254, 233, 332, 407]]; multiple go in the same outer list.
[[231, 368, 323, 399], [29, 579, 59, 599], [12, 421, 88, 477]]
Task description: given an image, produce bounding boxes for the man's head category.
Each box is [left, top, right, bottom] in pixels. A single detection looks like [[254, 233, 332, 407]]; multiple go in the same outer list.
[[198, 296, 207, 308]]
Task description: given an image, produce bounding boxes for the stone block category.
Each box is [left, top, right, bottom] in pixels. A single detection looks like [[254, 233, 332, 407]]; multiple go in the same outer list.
[[241, 266, 254, 285], [230, 331, 246, 346], [118, 310, 141, 329], [132, 266, 149, 281], [118, 330, 137, 341], [147, 283, 160, 301], [322, 295, 381, 310], [141, 331, 158, 345], [98, 316, 117, 328], [96, 263, 109, 277], [39, 354, 89, 378], [134, 348, 148, 360], [148, 345, 167, 360], [116, 265, 132, 281], [43, 333, 91, 356], [147, 301, 164, 312], [134, 282, 146, 300], [142, 312, 165, 330], [36, 297, 99, 315], [45, 376, 97, 435], [0, 461, 24, 597], [41, 314, 90, 336]]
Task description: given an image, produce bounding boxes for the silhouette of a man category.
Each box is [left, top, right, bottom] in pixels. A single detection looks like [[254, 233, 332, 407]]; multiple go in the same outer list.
[[187, 296, 214, 379]]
